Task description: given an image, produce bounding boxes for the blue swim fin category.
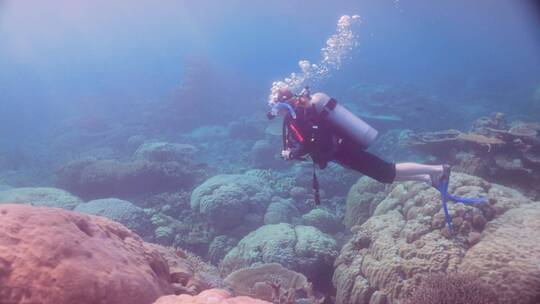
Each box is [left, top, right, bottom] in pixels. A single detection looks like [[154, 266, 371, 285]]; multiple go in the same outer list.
[[433, 165, 487, 234]]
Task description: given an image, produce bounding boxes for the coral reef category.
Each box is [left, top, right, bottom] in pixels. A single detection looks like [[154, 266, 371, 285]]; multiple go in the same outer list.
[[228, 116, 267, 141], [292, 162, 360, 198], [458, 203, 540, 304], [251, 139, 284, 169], [150, 246, 224, 296], [345, 84, 460, 131], [264, 197, 300, 225], [0, 187, 83, 210], [190, 173, 272, 232], [153, 289, 271, 304], [402, 272, 500, 304], [221, 223, 338, 289], [208, 235, 238, 265], [135, 142, 198, 163], [344, 176, 387, 228], [332, 173, 533, 304], [301, 208, 343, 234], [0, 204, 172, 304], [369, 129, 424, 163], [405, 113, 540, 197], [224, 263, 323, 303], [57, 155, 206, 200], [74, 198, 154, 238]]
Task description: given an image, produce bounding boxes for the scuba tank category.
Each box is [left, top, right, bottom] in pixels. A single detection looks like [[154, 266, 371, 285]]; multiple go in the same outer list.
[[310, 92, 378, 149]]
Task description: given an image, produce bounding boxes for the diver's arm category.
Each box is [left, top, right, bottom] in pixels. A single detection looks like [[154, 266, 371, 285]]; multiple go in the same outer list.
[[288, 141, 308, 159], [284, 127, 308, 160]]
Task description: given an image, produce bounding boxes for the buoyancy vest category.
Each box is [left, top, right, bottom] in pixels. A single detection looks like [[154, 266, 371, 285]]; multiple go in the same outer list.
[[283, 104, 339, 169]]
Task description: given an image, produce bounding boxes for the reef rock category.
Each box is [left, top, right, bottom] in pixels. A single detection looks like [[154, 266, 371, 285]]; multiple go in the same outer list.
[[221, 223, 338, 286], [0, 187, 83, 210], [458, 203, 540, 304], [153, 289, 271, 304], [333, 173, 533, 304], [190, 173, 272, 231], [0, 204, 172, 304], [75, 198, 154, 238]]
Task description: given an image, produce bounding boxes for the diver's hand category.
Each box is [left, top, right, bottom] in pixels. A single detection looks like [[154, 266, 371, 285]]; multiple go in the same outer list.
[[281, 149, 292, 160]]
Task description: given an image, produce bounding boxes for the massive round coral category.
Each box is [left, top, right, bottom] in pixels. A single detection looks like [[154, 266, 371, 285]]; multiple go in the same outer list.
[[154, 289, 271, 304], [221, 223, 338, 287], [0, 204, 172, 304], [333, 173, 536, 304], [190, 173, 272, 231], [0, 187, 83, 210], [75, 198, 154, 238], [458, 203, 540, 304], [56, 156, 204, 200]]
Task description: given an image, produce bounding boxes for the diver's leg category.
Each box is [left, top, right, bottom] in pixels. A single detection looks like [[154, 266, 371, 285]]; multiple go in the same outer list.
[[334, 147, 396, 184], [393, 173, 431, 183], [395, 163, 443, 178]]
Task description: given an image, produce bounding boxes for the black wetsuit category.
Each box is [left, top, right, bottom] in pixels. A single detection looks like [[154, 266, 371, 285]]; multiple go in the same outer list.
[[284, 104, 396, 184]]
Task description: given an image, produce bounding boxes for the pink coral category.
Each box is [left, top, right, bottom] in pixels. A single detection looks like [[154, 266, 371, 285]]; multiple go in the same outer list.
[[153, 289, 271, 304], [0, 204, 172, 304]]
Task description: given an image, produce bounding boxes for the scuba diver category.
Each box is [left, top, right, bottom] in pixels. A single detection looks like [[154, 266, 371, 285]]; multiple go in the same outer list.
[[267, 85, 451, 190], [266, 85, 487, 234]]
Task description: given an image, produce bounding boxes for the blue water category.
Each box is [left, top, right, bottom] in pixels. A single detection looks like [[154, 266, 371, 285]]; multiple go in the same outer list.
[[2, 1, 539, 138]]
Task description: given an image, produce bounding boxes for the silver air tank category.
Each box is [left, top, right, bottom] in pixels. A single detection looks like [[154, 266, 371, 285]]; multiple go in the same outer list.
[[310, 92, 378, 149]]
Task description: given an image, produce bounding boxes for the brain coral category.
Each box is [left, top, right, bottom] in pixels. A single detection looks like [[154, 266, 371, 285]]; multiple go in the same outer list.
[[190, 173, 272, 231], [333, 173, 534, 304]]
